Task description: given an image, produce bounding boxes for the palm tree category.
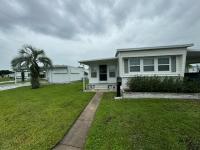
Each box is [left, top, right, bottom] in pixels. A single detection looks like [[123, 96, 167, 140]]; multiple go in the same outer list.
[[11, 45, 53, 89]]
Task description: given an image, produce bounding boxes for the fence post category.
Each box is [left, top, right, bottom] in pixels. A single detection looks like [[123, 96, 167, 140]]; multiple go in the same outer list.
[[14, 71, 17, 84]]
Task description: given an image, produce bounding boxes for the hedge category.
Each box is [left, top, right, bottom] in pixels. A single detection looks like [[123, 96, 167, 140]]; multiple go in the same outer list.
[[127, 76, 200, 93]]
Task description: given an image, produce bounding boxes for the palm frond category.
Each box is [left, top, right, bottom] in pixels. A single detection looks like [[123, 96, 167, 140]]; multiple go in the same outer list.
[[26, 45, 45, 59], [19, 47, 30, 56], [11, 44, 52, 71], [11, 56, 31, 70], [38, 56, 53, 68]]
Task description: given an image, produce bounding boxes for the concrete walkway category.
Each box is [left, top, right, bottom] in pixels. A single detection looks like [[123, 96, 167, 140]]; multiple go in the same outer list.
[[123, 92, 200, 100], [0, 82, 30, 91], [53, 92, 103, 150]]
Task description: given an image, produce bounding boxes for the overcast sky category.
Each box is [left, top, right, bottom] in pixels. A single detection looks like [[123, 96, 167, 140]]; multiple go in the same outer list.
[[0, 0, 200, 70]]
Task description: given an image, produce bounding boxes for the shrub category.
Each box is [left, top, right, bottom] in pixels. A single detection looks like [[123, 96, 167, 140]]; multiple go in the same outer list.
[[127, 76, 200, 93]]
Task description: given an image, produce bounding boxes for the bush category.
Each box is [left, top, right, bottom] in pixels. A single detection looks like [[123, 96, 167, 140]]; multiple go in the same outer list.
[[127, 76, 200, 93]]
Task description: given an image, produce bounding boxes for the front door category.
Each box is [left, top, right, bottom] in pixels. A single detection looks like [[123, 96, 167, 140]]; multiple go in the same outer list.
[[99, 65, 107, 81]]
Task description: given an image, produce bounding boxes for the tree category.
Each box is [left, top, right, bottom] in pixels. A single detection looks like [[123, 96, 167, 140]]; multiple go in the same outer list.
[[11, 45, 53, 89]]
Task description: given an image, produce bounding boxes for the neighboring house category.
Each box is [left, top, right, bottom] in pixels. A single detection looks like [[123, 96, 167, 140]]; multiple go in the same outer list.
[[15, 71, 30, 81], [14, 71, 46, 81], [79, 43, 200, 90], [46, 65, 84, 83], [7, 72, 15, 78]]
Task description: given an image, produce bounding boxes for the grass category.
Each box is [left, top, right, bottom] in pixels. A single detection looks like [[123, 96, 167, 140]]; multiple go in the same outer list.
[[0, 82, 94, 150], [86, 93, 200, 150]]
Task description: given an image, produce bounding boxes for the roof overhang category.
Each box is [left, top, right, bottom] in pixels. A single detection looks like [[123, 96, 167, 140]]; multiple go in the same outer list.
[[48, 65, 68, 69], [186, 50, 200, 64], [115, 43, 194, 57], [79, 57, 118, 65]]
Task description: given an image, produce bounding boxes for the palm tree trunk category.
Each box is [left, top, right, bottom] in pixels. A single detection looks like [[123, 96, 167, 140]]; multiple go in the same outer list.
[[30, 64, 40, 89], [31, 76, 40, 89]]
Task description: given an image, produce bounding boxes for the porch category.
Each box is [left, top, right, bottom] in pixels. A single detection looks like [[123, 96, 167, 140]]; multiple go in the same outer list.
[[79, 57, 118, 91]]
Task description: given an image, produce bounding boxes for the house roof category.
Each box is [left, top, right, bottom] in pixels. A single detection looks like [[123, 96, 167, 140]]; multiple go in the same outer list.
[[52, 65, 68, 68], [115, 43, 194, 56], [79, 44, 196, 65], [79, 57, 118, 65], [50, 65, 83, 69]]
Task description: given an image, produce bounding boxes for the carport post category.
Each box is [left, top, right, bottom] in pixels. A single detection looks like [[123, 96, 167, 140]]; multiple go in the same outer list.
[[81, 64, 85, 92]]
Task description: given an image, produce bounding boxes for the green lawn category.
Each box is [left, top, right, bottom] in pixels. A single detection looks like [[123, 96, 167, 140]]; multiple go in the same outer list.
[[0, 82, 94, 150], [86, 93, 200, 150]]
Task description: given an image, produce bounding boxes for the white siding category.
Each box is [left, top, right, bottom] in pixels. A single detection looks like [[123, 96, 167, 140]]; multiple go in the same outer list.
[[47, 66, 84, 83], [82, 47, 189, 90], [119, 48, 187, 78], [88, 62, 118, 84], [68, 66, 84, 81], [47, 68, 69, 83], [118, 48, 187, 89]]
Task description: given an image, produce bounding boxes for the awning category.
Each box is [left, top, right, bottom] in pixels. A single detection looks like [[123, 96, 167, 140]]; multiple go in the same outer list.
[[79, 57, 118, 65]]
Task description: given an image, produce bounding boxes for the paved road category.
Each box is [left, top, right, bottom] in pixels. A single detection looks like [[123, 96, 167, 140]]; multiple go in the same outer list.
[[0, 82, 30, 91]]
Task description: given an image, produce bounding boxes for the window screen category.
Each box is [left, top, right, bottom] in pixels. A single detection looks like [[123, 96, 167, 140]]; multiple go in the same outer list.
[[109, 66, 116, 77], [158, 57, 170, 71], [130, 58, 140, 65], [91, 67, 97, 78], [129, 58, 140, 72], [171, 56, 176, 72], [143, 57, 154, 71]]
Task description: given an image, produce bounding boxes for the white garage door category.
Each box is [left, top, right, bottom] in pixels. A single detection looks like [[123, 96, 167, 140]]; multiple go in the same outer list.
[[51, 73, 69, 83], [70, 73, 81, 81]]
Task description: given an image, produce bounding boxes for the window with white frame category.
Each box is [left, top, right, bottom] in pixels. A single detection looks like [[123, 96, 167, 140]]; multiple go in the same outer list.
[[109, 65, 116, 77], [124, 58, 129, 73], [158, 57, 170, 71], [143, 57, 154, 71], [91, 66, 97, 78], [130, 58, 140, 72]]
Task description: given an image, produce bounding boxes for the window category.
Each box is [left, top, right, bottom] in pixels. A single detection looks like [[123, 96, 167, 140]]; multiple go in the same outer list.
[[124, 58, 129, 73], [171, 56, 176, 72], [158, 57, 170, 71], [109, 66, 116, 77], [91, 67, 97, 78], [143, 57, 154, 71], [130, 58, 140, 72]]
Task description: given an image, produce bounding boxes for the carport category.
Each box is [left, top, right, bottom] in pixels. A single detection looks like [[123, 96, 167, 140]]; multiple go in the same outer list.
[[185, 50, 200, 79], [186, 50, 200, 64]]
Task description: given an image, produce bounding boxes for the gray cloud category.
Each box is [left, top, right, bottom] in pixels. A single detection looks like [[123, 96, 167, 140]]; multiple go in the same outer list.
[[0, 0, 200, 69]]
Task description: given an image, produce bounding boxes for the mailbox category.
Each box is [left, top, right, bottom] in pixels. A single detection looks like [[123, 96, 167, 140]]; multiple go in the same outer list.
[[116, 77, 122, 97], [117, 77, 122, 85]]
